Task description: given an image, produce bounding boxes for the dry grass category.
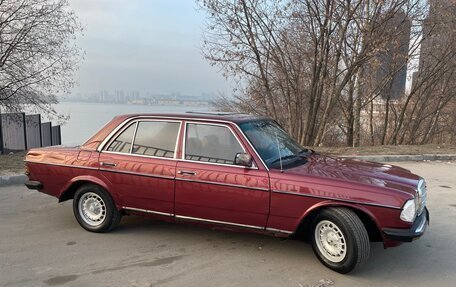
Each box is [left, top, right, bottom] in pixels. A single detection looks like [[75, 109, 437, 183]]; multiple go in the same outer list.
[[0, 151, 26, 175], [313, 144, 456, 156]]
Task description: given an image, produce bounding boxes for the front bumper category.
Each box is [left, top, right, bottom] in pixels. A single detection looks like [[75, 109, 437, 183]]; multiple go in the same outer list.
[[383, 207, 429, 242]]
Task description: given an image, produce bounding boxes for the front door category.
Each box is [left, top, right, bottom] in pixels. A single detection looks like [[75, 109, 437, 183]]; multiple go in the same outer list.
[[175, 122, 270, 228], [99, 119, 181, 216]]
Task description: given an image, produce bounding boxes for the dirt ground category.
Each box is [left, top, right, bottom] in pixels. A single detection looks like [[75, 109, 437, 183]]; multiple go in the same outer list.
[[0, 151, 26, 175]]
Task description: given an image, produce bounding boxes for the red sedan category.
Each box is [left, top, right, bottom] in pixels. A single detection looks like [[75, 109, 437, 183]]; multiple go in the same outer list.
[[25, 112, 429, 273]]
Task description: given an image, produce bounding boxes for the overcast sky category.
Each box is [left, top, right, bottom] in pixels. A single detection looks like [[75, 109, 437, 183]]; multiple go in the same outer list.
[[68, 0, 230, 96]]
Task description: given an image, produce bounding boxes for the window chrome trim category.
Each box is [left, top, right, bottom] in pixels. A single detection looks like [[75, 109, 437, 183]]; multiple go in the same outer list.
[[129, 122, 139, 154], [272, 189, 402, 210], [175, 215, 264, 230], [122, 207, 173, 217], [97, 116, 228, 152], [95, 116, 269, 170], [182, 121, 258, 170], [103, 121, 136, 155], [100, 119, 182, 161], [175, 177, 269, 191]]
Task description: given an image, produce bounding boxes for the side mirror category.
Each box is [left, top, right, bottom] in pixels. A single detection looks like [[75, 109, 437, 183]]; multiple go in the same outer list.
[[235, 152, 253, 167]]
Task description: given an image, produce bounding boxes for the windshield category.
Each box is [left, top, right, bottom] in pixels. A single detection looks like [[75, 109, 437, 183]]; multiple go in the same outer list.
[[239, 120, 310, 169]]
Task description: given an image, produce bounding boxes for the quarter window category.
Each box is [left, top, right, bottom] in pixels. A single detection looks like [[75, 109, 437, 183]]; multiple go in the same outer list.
[[185, 123, 244, 164], [106, 123, 135, 153], [132, 121, 180, 158]]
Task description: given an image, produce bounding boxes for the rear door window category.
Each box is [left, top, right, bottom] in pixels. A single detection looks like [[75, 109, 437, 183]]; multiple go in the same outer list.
[[132, 121, 180, 158]]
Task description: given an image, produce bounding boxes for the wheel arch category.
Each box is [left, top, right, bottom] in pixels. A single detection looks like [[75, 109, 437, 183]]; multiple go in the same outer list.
[[58, 176, 117, 204], [294, 201, 383, 242]]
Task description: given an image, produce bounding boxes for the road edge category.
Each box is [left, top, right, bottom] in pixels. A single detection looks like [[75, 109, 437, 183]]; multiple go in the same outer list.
[[0, 174, 27, 187], [341, 154, 456, 162]]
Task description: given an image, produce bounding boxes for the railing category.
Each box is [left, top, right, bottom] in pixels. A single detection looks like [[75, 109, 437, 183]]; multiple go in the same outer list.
[[0, 112, 61, 154], [107, 139, 175, 158], [185, 154, 234, 164]]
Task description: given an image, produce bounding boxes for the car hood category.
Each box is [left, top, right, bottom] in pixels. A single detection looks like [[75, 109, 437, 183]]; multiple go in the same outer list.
[[283, 153, 420, 195]]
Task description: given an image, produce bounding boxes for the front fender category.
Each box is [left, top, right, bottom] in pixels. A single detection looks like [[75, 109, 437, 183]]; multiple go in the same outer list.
[[297, 200, 384, 239]]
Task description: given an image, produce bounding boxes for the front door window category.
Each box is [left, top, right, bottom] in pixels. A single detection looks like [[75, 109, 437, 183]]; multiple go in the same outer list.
[[185, 123, 244, 165]]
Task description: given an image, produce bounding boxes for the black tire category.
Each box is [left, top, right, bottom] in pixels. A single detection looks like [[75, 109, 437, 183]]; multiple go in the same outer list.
[[310, 207, 370, 273], [73, 184, 121, 233]]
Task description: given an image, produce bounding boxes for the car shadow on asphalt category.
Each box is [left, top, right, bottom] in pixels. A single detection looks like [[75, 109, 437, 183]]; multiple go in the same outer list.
[[111, 215, 440, 279]]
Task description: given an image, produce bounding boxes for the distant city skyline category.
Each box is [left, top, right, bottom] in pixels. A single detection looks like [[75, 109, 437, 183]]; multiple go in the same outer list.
[[63, 89, 215, 107], [65, 89, 216, 100], [68, 0, 231, 97]]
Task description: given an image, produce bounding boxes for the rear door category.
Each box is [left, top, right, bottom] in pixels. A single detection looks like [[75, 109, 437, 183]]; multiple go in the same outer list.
[[175, 121, 270, 229], [98, 119, 181, 216]]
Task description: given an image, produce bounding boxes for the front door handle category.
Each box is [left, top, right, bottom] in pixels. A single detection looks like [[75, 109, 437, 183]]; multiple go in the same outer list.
[[177, 170, 197, 176], [100, 162, 117, 167]]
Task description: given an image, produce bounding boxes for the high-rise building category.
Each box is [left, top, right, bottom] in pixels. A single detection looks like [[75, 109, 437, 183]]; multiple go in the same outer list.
[[99, 90, 109, 102], [371, 12, 412, 100], [419, 0, 456, 74], [363, 11, 411, 100], [114, 90, 125, 103]]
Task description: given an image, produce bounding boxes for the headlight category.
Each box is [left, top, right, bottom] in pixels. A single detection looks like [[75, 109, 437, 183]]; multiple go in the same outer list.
[[400, 199, 417, 222]]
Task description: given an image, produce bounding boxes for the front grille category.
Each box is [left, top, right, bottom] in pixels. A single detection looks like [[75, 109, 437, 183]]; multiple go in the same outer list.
[[417, 179, 427, 215]]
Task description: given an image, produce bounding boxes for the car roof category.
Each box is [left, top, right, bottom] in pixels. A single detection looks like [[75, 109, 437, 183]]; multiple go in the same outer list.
[[115, 111, 269, 124]]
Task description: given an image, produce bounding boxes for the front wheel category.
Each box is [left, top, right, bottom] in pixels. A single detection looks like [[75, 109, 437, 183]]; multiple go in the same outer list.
[[311, 207, 370, 273], [73, 184, 122, 233]]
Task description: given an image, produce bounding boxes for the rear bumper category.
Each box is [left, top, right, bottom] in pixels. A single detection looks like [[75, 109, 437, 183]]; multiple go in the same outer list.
[[25, 180, 43, 190], [383, 208, 429, 242]]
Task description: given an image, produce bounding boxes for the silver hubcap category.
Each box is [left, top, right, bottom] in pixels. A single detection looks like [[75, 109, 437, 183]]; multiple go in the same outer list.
[[78, 192, 106, 226], [315, 220, 347, 263]]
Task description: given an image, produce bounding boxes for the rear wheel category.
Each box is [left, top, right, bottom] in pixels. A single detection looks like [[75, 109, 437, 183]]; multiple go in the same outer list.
[[311, 207, 370, 273], [73, 184, 121, 233]]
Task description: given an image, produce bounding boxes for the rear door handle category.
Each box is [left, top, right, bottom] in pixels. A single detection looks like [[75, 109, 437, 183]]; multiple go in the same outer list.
[[177, 170, 197, 176], [100, 162, 117, 167]]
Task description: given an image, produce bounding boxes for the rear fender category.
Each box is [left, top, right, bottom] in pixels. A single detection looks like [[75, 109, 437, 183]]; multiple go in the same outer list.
[[58, 175, 120, 206]]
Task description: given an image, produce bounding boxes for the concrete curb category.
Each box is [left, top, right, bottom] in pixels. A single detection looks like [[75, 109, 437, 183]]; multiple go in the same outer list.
[[341, 154, 456, 162], [0, 174, 27, 187]]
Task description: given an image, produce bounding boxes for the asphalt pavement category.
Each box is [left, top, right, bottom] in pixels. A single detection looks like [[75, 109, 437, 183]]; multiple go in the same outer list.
[[1, 161, 455, 287]]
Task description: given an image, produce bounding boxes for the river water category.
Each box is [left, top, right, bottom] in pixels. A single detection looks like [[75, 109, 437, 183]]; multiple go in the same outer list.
[[54, 102, 210, 145]]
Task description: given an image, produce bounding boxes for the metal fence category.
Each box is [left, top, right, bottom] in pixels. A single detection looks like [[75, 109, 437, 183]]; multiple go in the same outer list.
[[41, 122, 52, 147], [0, 112, 61, 154]]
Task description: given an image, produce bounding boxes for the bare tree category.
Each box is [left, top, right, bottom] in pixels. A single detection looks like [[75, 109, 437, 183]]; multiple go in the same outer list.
[[0, 0, 82, 120], [389, 0, 456, 145], [200, 0, 456, 146]]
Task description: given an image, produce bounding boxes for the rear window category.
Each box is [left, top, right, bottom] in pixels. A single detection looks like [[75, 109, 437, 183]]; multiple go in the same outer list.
[[105, 123, 135, 153]]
